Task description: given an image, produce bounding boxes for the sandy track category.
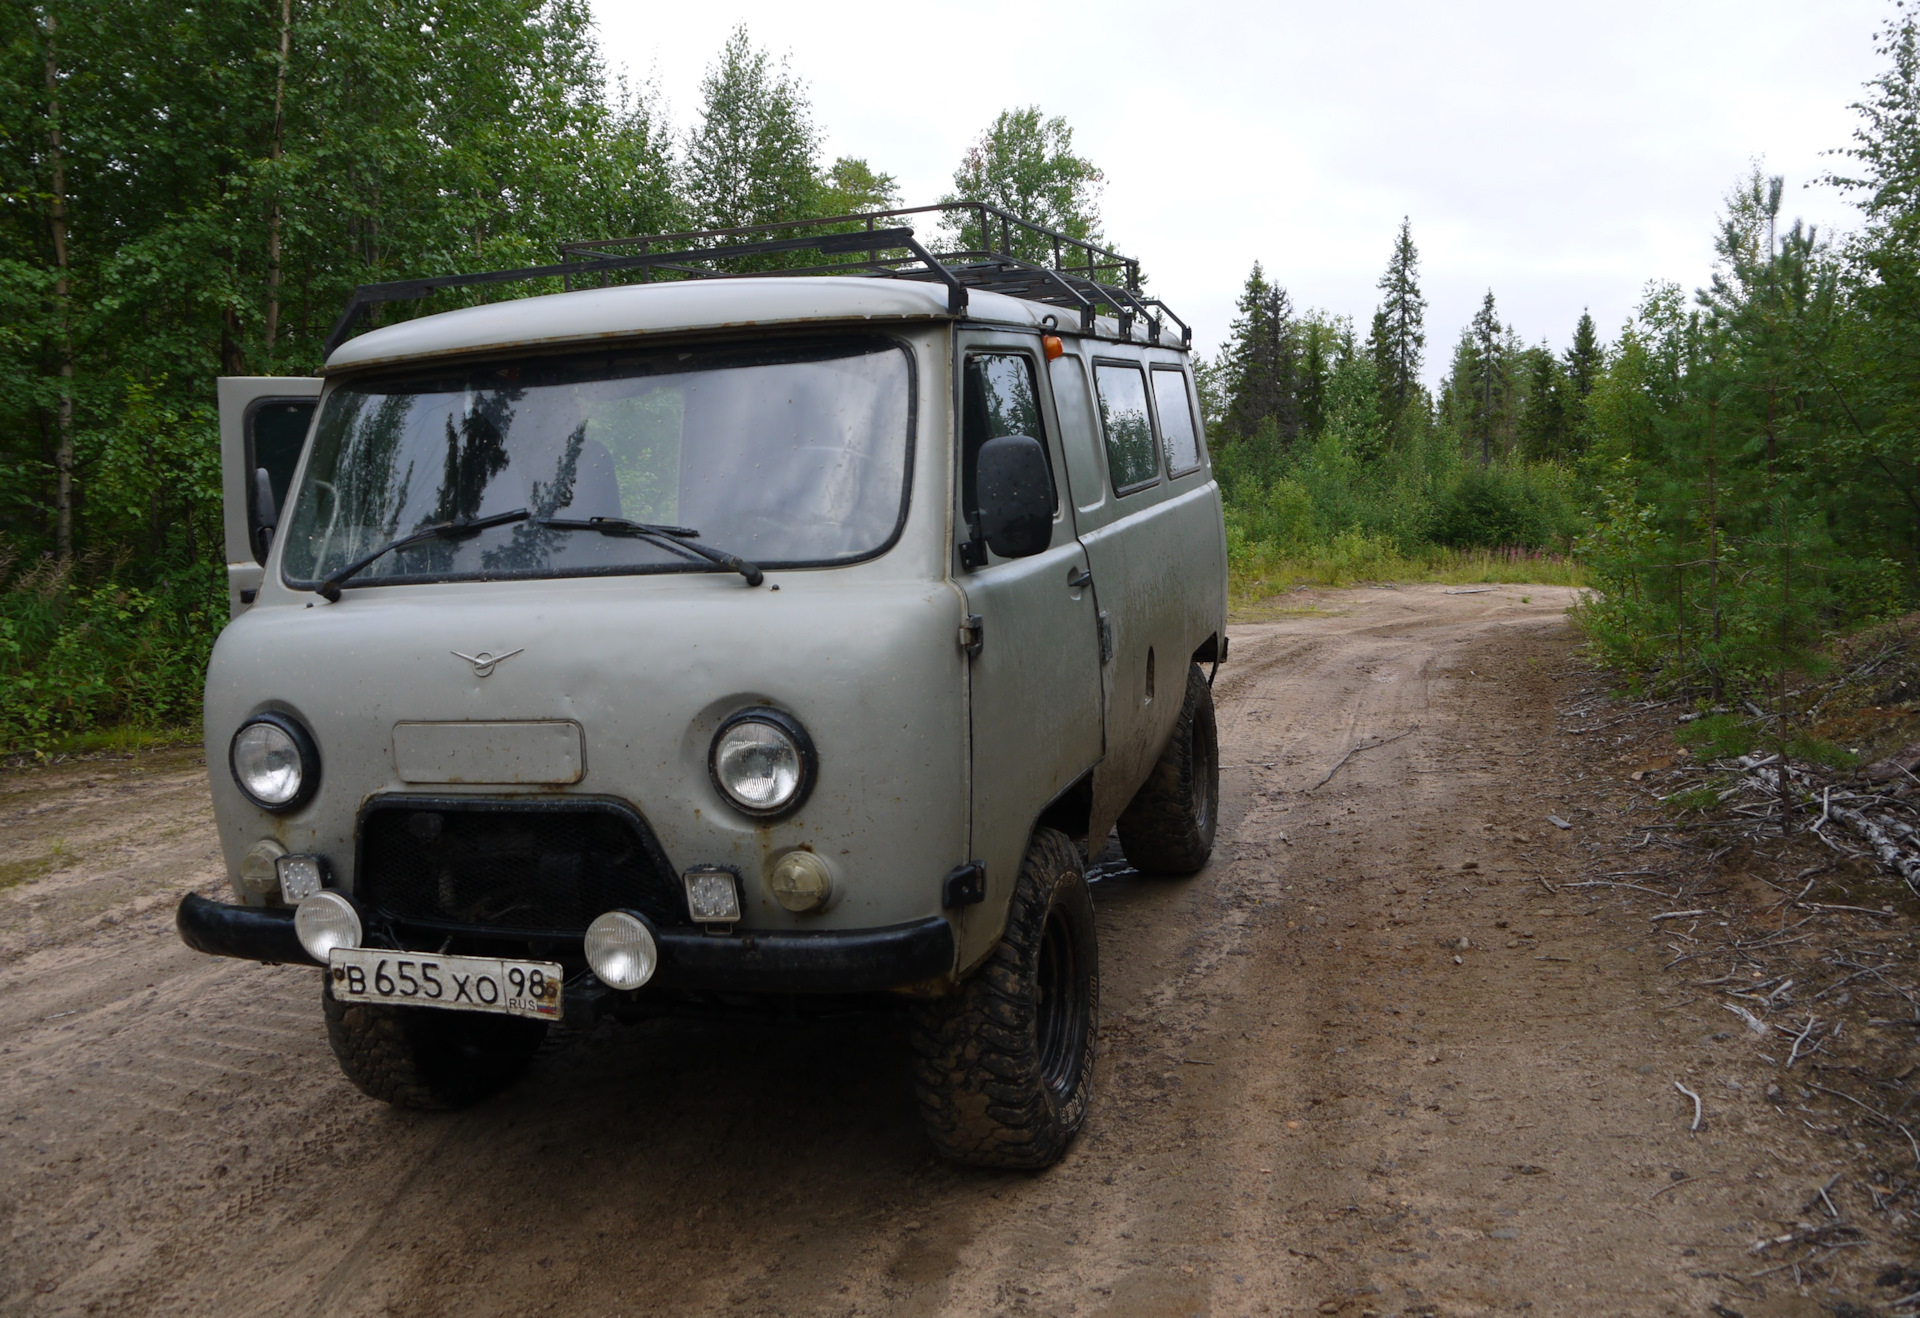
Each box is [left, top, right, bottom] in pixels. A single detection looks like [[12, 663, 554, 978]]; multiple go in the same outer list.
[[0, 585, 1797, 1316]]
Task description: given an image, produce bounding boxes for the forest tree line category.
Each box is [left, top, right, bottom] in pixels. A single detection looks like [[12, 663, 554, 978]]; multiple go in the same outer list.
[[1209, 2, 1920, 711], [7, 0, 1920, 751], [0, 2, 1102, 750]]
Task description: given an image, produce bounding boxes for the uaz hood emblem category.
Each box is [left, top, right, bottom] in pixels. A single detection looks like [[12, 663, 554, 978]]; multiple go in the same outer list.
[[451, 647, 523, 678]]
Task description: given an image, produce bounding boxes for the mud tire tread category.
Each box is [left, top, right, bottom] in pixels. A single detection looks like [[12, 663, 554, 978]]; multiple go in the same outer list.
[[908, 828, 1098, 1169], [322, 978, 546, 1110], [1116, 663, 1219, 876]]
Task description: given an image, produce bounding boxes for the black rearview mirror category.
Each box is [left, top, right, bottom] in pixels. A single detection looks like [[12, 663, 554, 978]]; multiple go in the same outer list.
[[976, 434, 1053, 559], [251, 466, 278, 562]]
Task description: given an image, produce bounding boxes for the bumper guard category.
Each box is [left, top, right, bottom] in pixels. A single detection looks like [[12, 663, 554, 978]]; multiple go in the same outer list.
[[174, 892, 955, 993]]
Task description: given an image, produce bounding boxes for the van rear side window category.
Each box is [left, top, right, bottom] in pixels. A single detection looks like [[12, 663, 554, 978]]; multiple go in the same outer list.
[[1151, 368, 1201, 475], [1093, 362, 1158, 493]]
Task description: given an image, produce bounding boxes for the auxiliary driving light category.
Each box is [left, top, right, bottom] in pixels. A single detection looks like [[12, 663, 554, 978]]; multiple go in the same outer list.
[[294, 890, 362, 962], [683, 866, 742, 924], [768, 851, 833, 913], [274, 853, 328, 903], [585, 910, 659, 990]]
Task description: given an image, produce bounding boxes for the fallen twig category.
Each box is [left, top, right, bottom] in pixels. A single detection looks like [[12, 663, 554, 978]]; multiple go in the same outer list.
[[1676, 1080, 1703, 1132], [1310, 729, 1415, 792]]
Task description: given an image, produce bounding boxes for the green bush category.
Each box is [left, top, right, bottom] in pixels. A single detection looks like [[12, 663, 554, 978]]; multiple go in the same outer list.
[[0, 545, 223, 755]]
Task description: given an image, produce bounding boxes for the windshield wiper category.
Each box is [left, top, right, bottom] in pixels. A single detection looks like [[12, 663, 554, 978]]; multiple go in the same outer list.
[[315, 507, 531, 602], [537, 516, 765, 587]]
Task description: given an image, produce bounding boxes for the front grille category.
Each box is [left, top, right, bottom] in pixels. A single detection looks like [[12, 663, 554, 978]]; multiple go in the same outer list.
[[357, 798, 685, 935]]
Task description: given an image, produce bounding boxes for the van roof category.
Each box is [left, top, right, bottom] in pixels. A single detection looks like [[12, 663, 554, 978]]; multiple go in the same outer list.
[[323, 277, 1175, 374]]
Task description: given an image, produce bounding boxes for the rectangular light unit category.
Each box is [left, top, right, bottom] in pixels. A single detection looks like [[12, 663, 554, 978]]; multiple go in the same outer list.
[[682, 866, 742, 925]]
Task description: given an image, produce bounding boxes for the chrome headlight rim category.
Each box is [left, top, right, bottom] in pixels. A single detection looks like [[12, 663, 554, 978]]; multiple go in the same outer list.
[[707, 706, 817, 820], [229, 711, 320, 813]]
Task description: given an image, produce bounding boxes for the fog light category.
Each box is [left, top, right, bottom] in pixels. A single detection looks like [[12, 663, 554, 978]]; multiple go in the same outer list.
[[275, 853, 327, 903], [237, 838, 286, 899], [683, 867, 742, 924], [768, 851, 833, 913], [585, 910, 658, 990], [294, 891, 362, 962]]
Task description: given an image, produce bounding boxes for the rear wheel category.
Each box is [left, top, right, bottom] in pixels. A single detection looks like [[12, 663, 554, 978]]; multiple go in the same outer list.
[[322, 978, 547, 1110], [909, 827, 1098, 1169], [1117, 662, 1219, 875]]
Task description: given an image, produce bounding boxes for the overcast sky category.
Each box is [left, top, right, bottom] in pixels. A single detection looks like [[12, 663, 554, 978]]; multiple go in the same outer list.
[[591, 0, 1893, 385]]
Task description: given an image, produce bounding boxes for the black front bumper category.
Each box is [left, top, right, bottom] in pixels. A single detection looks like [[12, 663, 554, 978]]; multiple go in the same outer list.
[[175, 893, 956, 994]]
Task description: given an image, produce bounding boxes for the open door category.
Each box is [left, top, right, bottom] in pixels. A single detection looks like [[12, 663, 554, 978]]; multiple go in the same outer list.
[[218, 377, 321, 617]]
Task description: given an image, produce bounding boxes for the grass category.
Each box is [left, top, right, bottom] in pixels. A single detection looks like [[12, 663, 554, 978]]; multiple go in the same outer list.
[[1229, 537, 1590, 619]]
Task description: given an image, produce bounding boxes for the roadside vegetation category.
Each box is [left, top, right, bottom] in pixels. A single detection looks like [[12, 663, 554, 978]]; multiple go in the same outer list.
[[8, 2, 1920, 754]]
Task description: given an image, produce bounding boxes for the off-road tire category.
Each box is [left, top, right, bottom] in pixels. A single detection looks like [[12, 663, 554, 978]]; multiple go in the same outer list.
[[1117, 662, 1219, 875], [322, 976, 547, 1110], [909, 827, 1098, 1169]]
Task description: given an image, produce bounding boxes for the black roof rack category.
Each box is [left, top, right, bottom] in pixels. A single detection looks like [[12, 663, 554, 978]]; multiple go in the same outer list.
[[323, 202, 1189, 358]]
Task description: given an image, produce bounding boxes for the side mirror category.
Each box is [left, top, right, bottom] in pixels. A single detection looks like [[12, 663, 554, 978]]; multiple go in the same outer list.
[[975, 435, 1053, 559], [250, 466, 278, 562]]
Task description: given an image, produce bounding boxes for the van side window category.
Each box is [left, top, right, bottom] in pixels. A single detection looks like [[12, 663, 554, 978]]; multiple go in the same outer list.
[[1092, 362, 1158, 493], [1048, 355, 1107, 515], [962, 352, 1053, 519], [1151, 368, 1201, 475]]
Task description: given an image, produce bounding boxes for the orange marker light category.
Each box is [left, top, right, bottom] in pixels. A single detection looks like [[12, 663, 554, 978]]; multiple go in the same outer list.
[[1042, 334, 1064, 361]]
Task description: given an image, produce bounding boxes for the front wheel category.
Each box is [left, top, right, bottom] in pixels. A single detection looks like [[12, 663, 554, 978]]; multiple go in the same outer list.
[[322, 978, 547, 1110], [909, 827, 1099, 1169], [1117, 662, 1219, 875]]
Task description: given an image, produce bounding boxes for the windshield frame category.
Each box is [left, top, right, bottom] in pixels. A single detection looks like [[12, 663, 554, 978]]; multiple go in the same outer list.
[[278, 331, 920, 593]]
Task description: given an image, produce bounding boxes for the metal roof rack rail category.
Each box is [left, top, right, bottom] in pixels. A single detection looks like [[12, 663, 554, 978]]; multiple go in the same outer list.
[[323, 202, 1185, 357]]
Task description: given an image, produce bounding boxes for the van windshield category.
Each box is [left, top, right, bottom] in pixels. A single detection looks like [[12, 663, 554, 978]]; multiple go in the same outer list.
[[279, 338, 913, 589]]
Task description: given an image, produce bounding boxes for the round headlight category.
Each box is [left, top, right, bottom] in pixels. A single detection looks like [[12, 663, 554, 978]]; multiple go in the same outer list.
[[709, 708, 816, 818], [230, 713, 319, 812], [295, 890, 362, 962], [585, 910, 659, 990]]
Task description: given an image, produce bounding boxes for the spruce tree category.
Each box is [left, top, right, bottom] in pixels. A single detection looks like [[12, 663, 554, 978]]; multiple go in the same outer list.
[[1469, 291, 1503, 465], [1517, 342, 1569, 459], [1223, 262, 1298, 443], [1371, 218, 1427, 427], [1566, 311, 1602, 397]]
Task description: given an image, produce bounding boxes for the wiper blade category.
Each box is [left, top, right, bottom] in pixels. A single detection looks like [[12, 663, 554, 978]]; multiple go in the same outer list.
[[315, 507, 530, 601], [536, 517, 765, 587]]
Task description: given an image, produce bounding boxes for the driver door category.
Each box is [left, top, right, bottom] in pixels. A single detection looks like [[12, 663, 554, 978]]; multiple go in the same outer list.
[[218, 377, 321, 616], [953, 335, 1105, 953]]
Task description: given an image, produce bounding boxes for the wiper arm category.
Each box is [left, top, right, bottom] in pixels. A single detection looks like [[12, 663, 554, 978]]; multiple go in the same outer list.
[[315, 507, 531, 602], [537, 516, 765, 587]]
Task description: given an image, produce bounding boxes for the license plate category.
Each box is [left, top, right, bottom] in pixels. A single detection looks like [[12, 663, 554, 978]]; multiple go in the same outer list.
[[327, 948, 562, 1021]]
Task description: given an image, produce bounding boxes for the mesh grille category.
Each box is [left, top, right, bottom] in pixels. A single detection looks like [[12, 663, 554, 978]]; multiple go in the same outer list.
[[357, 800, 685, 935]]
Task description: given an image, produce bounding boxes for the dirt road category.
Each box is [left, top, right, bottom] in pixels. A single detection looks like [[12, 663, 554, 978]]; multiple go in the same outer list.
[[0, 586, 1887, 1316]]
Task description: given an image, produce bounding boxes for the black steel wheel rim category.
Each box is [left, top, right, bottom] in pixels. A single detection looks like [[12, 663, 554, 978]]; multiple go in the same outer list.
[[1035, 905, 1085, 1095]]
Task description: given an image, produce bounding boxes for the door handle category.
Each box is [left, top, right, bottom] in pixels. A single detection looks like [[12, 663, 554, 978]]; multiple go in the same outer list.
[[1067, 566, 1093, 590]]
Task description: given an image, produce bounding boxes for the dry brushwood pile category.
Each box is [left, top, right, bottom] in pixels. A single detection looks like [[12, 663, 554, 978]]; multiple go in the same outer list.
[[1562, 615, 1920, 1308]]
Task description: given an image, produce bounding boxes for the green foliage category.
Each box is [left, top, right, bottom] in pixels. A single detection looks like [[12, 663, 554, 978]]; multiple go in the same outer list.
[[1674, 713, 1757, 760], [683, 26, 821, 234], [939, 106, 1104, 261], [5, 9, 1116, 754]]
